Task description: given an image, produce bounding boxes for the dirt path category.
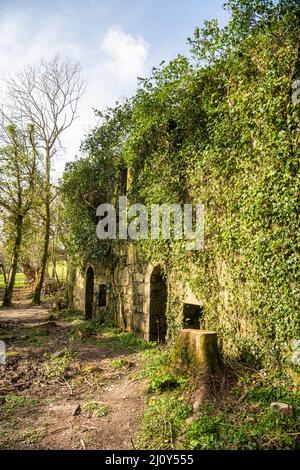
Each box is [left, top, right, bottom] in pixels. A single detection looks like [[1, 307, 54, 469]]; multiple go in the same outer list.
[[0, 301, 146, 449]]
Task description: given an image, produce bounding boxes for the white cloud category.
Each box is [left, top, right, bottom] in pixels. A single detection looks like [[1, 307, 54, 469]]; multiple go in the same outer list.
[[0, 10, 149, 177], [100, 26, 148, 81], [59, 27, 149, 177]]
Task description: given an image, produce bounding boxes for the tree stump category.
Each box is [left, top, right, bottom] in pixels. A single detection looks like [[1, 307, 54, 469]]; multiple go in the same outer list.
[[173, 329, 222, 374]]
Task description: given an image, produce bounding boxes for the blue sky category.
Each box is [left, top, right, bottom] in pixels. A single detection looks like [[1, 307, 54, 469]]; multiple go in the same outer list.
[[0, 0, 228, 175]]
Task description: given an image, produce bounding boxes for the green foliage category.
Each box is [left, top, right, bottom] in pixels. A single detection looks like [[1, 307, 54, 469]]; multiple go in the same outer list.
[[182, 369, 300, 450], [110, 358, 131, 369], [43, 351, 74, 379], [138, 348, 191, 448], [148, 372, 186, 393], [0, 123, 41, 297], [69, 319, 102, 340], [139, 394, 192, 449], [47, 261, 67, 281], [68, 318, 155, 352], [52, 307, 83, 322], [62, 0, 300, 367], [140, 349, 187, 392], [82, 401, 110, 418], [0, 395, 37, 418], [86, 329, 155, 352], [140, 349, 171, 375], [20, 429, 38, 446], [60, 102, 131, 266], [246, 380, 300, 411], [21, 327, 49, 347], [184, 406, 299, 449], [139, 349, 300, 450]]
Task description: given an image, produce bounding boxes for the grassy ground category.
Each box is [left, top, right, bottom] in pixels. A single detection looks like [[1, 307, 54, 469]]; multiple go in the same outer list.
[[0, 261, 67, 288], [0, 306, 152, 449], [0, 273, 25, 288], [183, 372, 300, 450], [47, 261, 67, 281], [1, 305, 299, 450], [137, 351, 300, 450]]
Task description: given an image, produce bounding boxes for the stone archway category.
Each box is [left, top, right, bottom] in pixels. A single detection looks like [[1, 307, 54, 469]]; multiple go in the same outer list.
[[85, 266, 94, 320], [149, 266, 168, 343]]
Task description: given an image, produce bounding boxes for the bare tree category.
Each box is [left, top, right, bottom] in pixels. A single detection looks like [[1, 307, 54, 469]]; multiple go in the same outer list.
[[0, 121, 39, 307], [5, 55, 85, 305]]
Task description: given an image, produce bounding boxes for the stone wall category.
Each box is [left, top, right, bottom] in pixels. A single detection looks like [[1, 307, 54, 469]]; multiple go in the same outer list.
[[72, 245, 204, 342], [73, 265, 110, 320]]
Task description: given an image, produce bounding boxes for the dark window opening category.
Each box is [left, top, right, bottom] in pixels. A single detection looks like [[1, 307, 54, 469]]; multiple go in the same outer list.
[[85, 266, 94, 320], [183, 304, 204, 329], [149, 266, 168, 343], [98, 284, 107, 307]]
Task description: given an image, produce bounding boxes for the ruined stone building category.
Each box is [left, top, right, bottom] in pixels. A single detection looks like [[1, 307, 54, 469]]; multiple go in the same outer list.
[[71, 168, 255, 361], [71, 162, 209, 344], [73, 245, 204, 343]]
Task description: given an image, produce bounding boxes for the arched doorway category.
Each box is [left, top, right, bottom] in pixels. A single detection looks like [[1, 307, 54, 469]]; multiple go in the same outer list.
[[149, 266, 168, 342], [85, 266, 94, 319]]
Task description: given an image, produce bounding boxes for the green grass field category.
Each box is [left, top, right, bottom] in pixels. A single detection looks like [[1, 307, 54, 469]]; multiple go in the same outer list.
[[47, 261, 67, 281], [0, 272, 25, 288], [0, 261, 67, 288]]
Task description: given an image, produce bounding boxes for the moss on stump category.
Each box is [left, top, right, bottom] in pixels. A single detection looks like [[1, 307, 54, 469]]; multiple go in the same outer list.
[[173, 329, 222, 374]]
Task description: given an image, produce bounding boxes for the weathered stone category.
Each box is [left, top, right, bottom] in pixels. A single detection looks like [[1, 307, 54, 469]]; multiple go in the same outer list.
[[184, 285, 201, 306], [142, 302, 150, 315], [72, 257, 171, 343], [132, 313, 147, 334], [135, 273, 144, 283], [136, 283, 144, 295], [126, 246, 137, 265], [270, 402, 293, 416], [120, 270, 129, 286], [126, 287, 133, 296]]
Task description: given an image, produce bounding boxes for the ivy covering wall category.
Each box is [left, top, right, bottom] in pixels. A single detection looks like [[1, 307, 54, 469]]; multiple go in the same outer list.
[[61, 0, 300, 368]]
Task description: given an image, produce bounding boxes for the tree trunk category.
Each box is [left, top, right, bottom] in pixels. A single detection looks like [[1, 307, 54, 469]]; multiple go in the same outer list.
[[32, 147, 51, 306], [0, 264, 7, 286], [66, 258, 75, 308], [2, 214, 23, 308], [32, 201, 50, 305], [173, 329, 222, 375]]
